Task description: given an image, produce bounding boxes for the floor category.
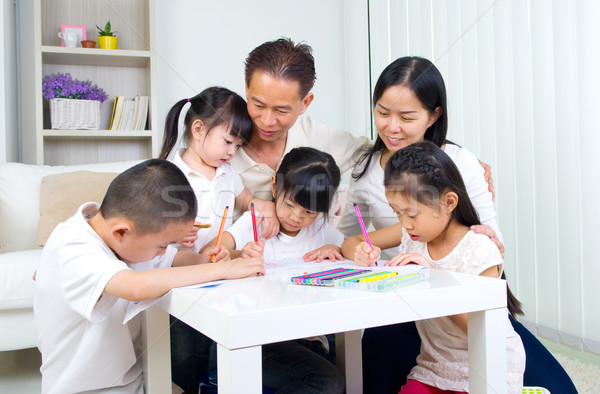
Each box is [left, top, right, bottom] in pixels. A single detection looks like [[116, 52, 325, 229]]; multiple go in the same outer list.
[[2, 345, 599, 393]]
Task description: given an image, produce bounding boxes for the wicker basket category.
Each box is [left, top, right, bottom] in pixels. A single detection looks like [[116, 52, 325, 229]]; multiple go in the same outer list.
[[49, 98, 100, 130]]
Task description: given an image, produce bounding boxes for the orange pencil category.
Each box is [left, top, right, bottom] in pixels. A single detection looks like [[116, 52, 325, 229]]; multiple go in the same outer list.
[[211, 206, 229, 262]]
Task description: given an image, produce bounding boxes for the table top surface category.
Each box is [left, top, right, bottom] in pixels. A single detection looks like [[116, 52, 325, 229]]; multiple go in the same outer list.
[[157, 259, 506, 349]]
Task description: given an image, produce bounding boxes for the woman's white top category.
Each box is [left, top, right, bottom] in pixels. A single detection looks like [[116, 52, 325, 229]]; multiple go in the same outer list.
[[336, 144, 502, 260], [398, 228, 525, 392]]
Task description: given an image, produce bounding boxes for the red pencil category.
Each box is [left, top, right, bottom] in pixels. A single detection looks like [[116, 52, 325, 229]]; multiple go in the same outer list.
[[211, 206, 229, 262], [251, 202, 258, 242]]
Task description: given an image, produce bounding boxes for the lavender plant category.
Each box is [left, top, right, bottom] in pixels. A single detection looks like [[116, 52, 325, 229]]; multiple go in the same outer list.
[[42, 73, 108, 102]]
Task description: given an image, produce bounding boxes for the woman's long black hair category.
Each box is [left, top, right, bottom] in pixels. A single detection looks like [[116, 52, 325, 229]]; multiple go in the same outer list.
[[354, 56, 448, 181]]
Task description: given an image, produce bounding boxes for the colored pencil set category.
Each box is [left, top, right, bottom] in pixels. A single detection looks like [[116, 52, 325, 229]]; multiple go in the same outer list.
[[291, 268, 371, 286], [290, 267, 428, 292]]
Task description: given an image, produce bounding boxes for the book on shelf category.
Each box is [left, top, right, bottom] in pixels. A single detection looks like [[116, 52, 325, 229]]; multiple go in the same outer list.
[[138, 95, 149, 131], [108, 95, 149, 131], [109, 96, 125, 130]]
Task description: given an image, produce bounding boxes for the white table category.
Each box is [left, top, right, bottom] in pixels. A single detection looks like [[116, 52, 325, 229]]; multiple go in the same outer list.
[[142, 264, 508, 394]]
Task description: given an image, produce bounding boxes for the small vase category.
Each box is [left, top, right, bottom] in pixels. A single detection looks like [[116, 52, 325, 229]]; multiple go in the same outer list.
[[81, 40, 96, 48], [98, 36, 118, 50]]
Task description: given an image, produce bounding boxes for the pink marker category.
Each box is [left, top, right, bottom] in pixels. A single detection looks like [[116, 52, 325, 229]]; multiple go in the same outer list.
[[251, 202, 258, 242], [354, 203, 373, 250]]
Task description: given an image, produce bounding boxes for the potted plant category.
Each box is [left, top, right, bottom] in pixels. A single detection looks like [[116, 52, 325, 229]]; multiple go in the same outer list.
[[42, 73, 108, 130], [96, 21, 118, 49]]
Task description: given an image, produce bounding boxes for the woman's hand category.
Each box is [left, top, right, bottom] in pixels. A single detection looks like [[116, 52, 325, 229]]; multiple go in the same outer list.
[[385, 253, 431, 267], [303, 245, 344, 263], [471, 224, 505, 258], [241, 240, 265, 259], [251, 200, 280, 240], [179, 225, 200, 249], [353, 242, 381, 267]]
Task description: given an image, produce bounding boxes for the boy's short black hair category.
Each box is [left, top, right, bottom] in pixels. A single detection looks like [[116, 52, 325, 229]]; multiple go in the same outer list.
[[99, 159, 197, 234]]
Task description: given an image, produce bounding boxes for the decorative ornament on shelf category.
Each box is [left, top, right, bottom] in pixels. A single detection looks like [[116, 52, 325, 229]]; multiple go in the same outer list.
[[81, 40, 96, 48], [42, 73, 108, 130], [96, 21, 118, 49]]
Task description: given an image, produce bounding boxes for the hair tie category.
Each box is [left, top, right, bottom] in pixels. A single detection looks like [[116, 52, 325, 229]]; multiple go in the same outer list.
[[187, 98, 190, 103]]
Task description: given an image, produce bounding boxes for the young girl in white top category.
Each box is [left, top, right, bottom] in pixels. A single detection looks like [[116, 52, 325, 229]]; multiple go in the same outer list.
[[221, 146, 344, 262], [159, 87, 278, 261], [351, 141, 525, 393], [215, 146, 347, 393], [159, 87, 278, 393]]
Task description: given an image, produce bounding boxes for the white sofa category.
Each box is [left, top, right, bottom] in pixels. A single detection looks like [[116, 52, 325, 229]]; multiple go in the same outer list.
[[0, 160, 141, 351]]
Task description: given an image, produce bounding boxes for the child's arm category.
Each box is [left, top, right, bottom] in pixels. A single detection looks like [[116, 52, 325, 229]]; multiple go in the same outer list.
[[201, 232, 241, 259], [104, 251, 265, 302], [240, 240, 265, 259], [449, 264, 502, 334], [235, 188, 279, 239], [341, 222, 403, 265], [175, 245, 229, 265], [385, 253, 432, 267], [216, 230, 265, 259], [303, 245, 343, 263]]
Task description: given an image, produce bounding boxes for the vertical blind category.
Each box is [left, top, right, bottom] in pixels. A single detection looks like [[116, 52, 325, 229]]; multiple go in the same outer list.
[[367, 0, 600, 354]]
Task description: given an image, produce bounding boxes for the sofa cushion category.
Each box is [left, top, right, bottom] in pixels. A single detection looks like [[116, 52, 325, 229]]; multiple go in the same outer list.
[[0, 160, 140, 253], [0, 249, 41, 310], [37, 171, 118, 247]]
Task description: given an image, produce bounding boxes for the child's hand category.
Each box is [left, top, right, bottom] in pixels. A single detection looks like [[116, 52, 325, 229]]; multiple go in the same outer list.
[[198, 244, 230, 264], [354, 242, 381, 266], [179, 225, 200, 249], [241, 240, 265, 258], [252, 200, 279, 239], [303, 245, 344, 263], [385, 253, 431, 267], [216, 257, 265, 279], [470, 224, 504, 258]]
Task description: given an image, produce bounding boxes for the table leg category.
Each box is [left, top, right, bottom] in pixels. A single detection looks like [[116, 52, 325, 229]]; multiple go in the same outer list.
[[217, 343, 262, 394], [142, 306, 172, 394], [336, 330, 363, 394], [468, 307, 507, 394]]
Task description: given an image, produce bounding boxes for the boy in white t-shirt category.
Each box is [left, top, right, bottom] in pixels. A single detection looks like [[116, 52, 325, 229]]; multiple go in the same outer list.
[[33, 159, 264, 394]]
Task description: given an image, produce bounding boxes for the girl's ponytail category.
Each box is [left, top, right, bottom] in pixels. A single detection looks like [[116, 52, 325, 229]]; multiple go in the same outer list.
[[159, 98, 188, 159], [159, 87, 252, 160]]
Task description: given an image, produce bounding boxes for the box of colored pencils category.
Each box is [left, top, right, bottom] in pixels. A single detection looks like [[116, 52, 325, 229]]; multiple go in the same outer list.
[[290, 267, 428, 291], [290, 268, 371, 286], [334, 270, 428, 292]]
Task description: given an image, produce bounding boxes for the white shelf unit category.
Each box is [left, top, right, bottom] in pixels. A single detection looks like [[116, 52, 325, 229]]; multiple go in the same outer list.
[[19, 0, 158, 165]]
